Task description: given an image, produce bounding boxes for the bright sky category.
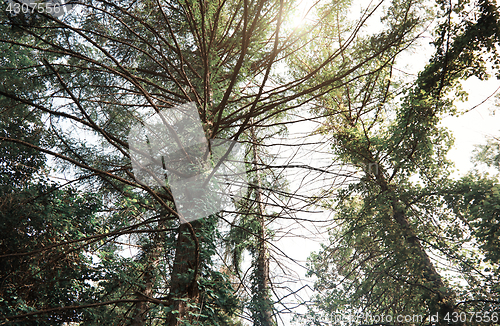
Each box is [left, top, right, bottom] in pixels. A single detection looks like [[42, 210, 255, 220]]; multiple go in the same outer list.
[[443, 77, 500, 176]]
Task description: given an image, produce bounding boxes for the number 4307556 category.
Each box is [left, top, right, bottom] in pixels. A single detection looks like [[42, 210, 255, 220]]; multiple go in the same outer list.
[[444, 311, 498, 323], [6, 1, 62, 15]]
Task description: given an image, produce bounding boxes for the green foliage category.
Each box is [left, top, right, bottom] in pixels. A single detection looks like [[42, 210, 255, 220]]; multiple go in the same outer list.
[[3, 0, 500, 325], [473, 136, 500, 169], [444, 174, 500, 265], [0, 181, 103, 325], [301, 0, 500, 324]]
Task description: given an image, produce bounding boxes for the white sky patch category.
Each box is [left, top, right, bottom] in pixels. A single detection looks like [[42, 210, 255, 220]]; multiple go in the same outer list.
[[442, 77, 500, 177], [285, 0, 318, 29]]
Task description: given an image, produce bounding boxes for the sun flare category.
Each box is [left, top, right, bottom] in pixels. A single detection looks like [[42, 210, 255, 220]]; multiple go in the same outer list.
[[287, 0, 318, 29]]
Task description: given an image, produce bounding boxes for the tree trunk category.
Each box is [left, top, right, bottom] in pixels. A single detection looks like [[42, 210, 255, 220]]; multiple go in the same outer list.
[[254, 212, 274, 326], [131, 269, 154, 326], [374, 166, 463, 326], [131, 222, 165, 326], [392, 205, 460, 324], [166, 222, 200, 326], [251, 126, 275, 326]]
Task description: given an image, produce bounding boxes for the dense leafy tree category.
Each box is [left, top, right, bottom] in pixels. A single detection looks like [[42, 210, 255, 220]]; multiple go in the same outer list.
[[0, 181, 103, 325], [301, 0, 500, 325], [1, 0, 309, 324]]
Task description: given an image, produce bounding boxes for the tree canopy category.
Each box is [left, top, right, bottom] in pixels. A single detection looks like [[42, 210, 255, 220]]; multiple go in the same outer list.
[[1, 0, 499, 325]]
